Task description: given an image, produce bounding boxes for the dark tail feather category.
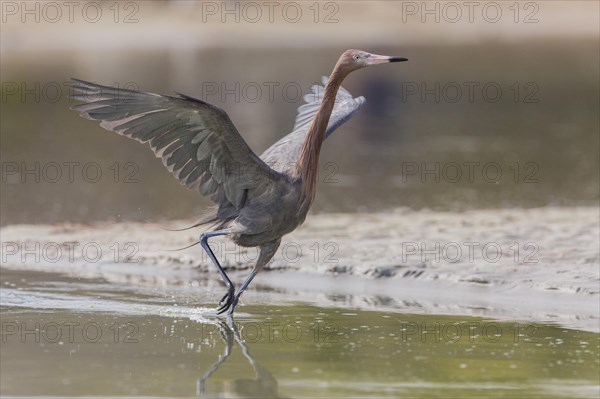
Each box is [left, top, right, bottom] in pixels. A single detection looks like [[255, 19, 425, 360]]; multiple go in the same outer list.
[[163, 241, 200, 252], [157, 213, 221, 232], [157, 211, 221, 251], [158, 222, 211, 232]]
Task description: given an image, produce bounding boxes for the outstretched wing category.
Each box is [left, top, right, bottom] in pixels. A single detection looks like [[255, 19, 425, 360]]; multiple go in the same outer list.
[[260, 76, 366, 173], [70, 79, 280, 211]]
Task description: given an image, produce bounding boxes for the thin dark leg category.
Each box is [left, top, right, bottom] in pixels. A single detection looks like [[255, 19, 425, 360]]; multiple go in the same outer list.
[[199, 230, 235, 313], [223, 239, 281, 315], [224, 271, 257, 315]]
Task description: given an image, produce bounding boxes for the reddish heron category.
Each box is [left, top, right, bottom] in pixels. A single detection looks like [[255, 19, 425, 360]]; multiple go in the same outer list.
[[71, 49, 407, 314]]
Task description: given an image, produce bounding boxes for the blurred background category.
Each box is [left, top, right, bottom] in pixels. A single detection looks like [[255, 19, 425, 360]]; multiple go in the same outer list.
[[1, 0, 598, 225]]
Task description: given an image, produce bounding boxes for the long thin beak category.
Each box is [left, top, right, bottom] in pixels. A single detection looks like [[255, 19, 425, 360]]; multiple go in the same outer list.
[[368, 53, 408, 65]]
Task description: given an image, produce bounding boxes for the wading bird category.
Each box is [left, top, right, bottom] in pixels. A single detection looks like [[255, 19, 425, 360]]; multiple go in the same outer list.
[[71, 49, 407, 314]]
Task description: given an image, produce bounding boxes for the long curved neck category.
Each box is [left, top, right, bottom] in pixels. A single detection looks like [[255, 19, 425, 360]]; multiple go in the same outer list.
[[296, 64, 348, 207]]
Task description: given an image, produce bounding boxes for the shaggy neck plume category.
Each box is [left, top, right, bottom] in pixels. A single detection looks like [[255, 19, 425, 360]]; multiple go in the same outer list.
[[296, 65, 348, 207]]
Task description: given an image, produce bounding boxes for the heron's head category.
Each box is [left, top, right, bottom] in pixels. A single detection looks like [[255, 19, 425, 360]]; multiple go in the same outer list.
[[338, 49, 408, 74]]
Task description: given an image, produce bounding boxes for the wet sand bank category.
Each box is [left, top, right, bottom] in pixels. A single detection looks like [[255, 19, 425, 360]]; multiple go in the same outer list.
[[2, 207, 598, 331]]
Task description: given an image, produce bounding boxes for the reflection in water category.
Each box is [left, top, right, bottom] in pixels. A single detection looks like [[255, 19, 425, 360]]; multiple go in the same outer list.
[[197, 316, 281, 398]]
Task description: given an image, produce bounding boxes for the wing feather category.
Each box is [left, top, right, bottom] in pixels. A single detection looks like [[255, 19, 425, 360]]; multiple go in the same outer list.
[[70, 79, 279, 211], [260, 76, 366, 173]]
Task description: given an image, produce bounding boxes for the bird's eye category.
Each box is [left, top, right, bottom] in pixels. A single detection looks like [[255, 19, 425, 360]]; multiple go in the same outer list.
[[353, 54, 360, 61]]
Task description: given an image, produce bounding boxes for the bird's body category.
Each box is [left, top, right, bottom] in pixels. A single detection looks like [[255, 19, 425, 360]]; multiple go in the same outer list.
[[71, 49, 407, 314], [228, 176, 307, 247]]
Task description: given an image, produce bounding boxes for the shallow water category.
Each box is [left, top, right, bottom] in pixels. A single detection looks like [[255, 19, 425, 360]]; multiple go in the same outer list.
[[1, 268, 598, 397]]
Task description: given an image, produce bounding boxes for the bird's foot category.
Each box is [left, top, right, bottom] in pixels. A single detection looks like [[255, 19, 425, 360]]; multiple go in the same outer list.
[[216, 286, 236, 315]]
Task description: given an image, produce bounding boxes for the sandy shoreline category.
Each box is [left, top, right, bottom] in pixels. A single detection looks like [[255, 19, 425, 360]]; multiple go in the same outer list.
[[1, 207, 598, 331]]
